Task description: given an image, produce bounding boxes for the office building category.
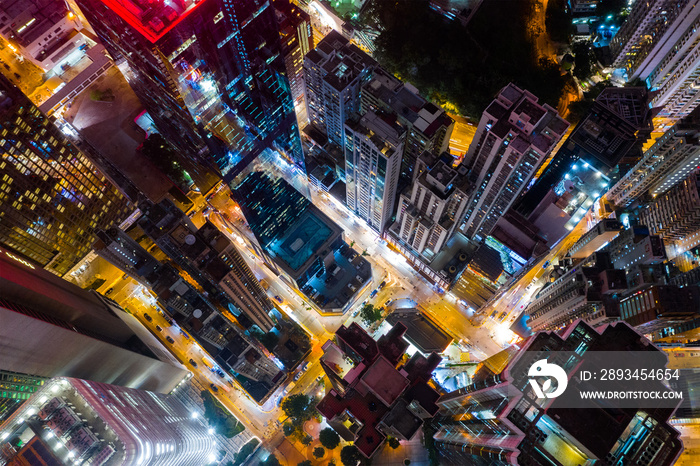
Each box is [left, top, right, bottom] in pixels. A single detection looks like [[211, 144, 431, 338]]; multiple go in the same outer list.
[[317, 322, 442, 458], [0, 75, 131, 277], [608, 114, 700, 207], [639, 170, 700, 242], [233, 171, 371, 313], [0, 377, 215, 465], [361, 68, 454, 183], [390, 151, 472, 262], [0, 246, 188, 394], [461, 83, 569, 240], [516, 87, 653, 217], [0, 371, 46, 424], [75, 0, 304, 181], [274, 0, 313, 107], [344, 111, 404, 232], [434, 320, 683, 465], [304, 30, 376, 146], [619, 284, 700, 335], [567, 218, 623, 259], [138, 200, 275, 331], [523, 252, 626, 332]]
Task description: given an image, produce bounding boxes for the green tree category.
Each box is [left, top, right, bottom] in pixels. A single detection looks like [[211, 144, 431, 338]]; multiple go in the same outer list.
[[261, 454, 281, 466], [573, 42, 593, 80], [360, 304, 382, 326], [200, 390, 245, 438], [340, 445, 362, 466], [319, 428, 341, 450], [230, 439, 259, 466], [387, 437, 401, 449], [313, 447, 326, 458], [300, 433, 313, 446], [283, 422, 296, 437], [281, 393, 314, 423]]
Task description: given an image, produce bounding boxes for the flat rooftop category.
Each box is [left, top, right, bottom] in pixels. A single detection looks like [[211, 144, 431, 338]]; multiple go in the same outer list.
[[268, 209, 333, 271]]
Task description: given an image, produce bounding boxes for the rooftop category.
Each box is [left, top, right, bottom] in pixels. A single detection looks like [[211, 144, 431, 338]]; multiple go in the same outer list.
[[386, 308, 453, 353]]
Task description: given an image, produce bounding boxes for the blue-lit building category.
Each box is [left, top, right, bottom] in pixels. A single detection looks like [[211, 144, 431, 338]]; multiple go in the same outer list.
[[75, 0, 304, 186], [233, 171, 371, 312]]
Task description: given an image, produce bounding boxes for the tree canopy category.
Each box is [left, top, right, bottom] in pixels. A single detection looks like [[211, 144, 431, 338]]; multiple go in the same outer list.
[[359, 304, 382, 326], [200, 390, 244, 438], [340, 445, 362, 466], [281, 393, 315, 424], [362, 0, 567, 118], [319, 428, 341, 450]]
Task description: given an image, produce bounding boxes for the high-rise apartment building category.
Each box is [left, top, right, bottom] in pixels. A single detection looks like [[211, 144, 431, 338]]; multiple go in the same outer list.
[[0, 246, 188, 394], [360, 68, 454, 183], [619, 284, 700, 335], [274, 0, 313, 107], [390, 151, 472, 262], [0, 377, 215, 465], [434, 320, 683, 466], [0, 76, 131, 277], [610, 0, 700, 120], [604, 225, 667, 270], [516, 87, 653, 216], [639, 169, 700, 242], [523, 252, 626, 332], [75, 0, 304, 180], [304, 30, 376, 146], [345, 111, 404, 232], [608, 114, 700, 207], [461, 83, 569, 240]]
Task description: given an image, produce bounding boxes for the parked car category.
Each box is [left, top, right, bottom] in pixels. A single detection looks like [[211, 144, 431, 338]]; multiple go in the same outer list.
[[378, 280, 387, 289], [189, 359, 198, 368], [155, 325, 162, 332], [105, 287, 114, 295], [210, 384, 219, 393], [144, 314, 153, 322], [166, 336, 175, 344], [274, 295, 283, 303], [293, 371, 303, 381], [542, 260, 551, 269], [369, 289, 378, 298]]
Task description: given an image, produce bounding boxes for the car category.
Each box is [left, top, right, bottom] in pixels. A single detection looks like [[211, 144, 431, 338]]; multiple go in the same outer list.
[[155, 325, 162, 332], [378, 280, 386, 289], [144, 314, 153, 322], [369, 289, 378, 298], [166, 336, 175, 344], [293, 371, 303, 381], [274, 295, 283, 303], [300, 361, 310, 372], [542, 260, 551, 269], [210, 384, 219, 393], [189, 359, 198, 368], [384, 299, 392, 306], [105, 287, 114, 295]]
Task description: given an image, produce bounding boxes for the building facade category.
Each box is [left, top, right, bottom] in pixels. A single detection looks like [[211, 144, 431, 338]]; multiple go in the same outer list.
[[0, 75, 131, 277], [303, 30, 376, 146], [608, 113, 700, 207], [0, 377, 215, 465], [274, 0, 313, 107], [344, 111, 404, 232], [639, 169, 700, 242], [461, 83, 569, 240], [75, 0, 304, 180]]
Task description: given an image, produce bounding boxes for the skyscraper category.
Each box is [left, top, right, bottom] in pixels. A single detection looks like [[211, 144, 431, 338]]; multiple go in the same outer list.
[[0, 75, 131, 277], [0, 246, 188, 394], [344, 111, 404, 232], [434, 320, 683, 465], [608, 113, 700, 207], [639, 169, 700, 243], [461, 83, 569, 240], [304, 30, 376, 146], [274, 0, 313, 107], [0, 377, 215, 465], [75, 0, 304, 180], [390, 151, 472, 262], [360, 68, 454, 184]]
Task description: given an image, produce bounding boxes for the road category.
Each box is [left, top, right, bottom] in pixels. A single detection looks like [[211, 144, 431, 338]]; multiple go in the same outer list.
[[0, 37, 45, 99]]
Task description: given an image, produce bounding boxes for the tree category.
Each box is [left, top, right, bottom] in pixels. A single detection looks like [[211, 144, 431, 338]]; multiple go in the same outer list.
[[261, 454, 281, 466], [300, 433, 313, 446], [140, 134, 191, 188], [573, 42, 593, 81], [387, 437, 401, 449], [313, 447, 326, 458], [340, 445, 362, 466], [319, 427, 341, 450], [281, 393, 314, 423], [200, 390, 245, 438], [283, 422, 296, 437], [360, 304, 382, 326], [298, 461, 313, 466], [230, 439, 259, 466]]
